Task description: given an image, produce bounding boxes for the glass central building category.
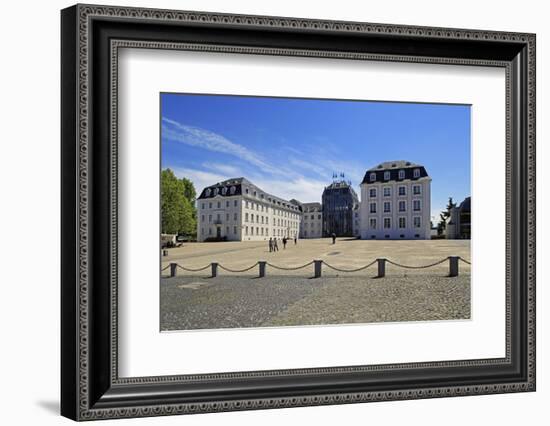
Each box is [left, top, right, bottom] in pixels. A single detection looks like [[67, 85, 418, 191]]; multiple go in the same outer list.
[[322, 180, 359, 237]]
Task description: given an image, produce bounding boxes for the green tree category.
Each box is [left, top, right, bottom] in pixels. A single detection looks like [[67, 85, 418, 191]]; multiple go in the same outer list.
[[437, 197, 457, 236], [161, 169, 197, 236]]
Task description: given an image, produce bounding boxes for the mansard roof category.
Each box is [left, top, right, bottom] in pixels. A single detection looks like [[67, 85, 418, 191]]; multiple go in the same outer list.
[[197, 177, 301, 212], [361, 160, 429, 184]]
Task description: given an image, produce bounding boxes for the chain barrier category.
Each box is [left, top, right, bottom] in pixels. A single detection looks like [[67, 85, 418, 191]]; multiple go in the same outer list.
[[323, 260, 377, 273], [385, 257, 449, 269], [167, 256, 462, 274], [218, 262, 259, 273], [176, 264, 211, 272], [266, 261, 315, 271]]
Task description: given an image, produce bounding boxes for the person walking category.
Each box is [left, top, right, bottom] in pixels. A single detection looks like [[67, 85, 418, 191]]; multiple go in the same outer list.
[[282, 237, 287, 249], [294, 235, 297, 245], [273, 238, 279, 252], [331, 233, 336, 244], [268, 237, 273, 252]]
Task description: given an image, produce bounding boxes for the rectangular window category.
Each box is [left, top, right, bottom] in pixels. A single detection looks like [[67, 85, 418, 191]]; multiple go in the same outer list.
[[384, 202, 391, 213], [201, 203, 205, 210], [208, 215, 212, 223], [209, 202, 212, 209], [245, 213, 248, 222], [209, 228, 212, 235], [414, 168, 420, 178], [251, 214, 254, 223], [384, 217, 391, 229], [370, 218, 376, 229], [226, 226, 229, 235], [399, 217, 406, 228], [398, 186, 406, 196], [217, 202, 221, 208], [383, 187, 391, 197], [216, 213, 220, 221], [384, 171, 390, 180], [413, 185, 421, 195], [201, 215, 205, 222], [226, 201, 229, 208], [369, 188, 376, 198], [413, 200, 421, 211], [398, 170, 405, 179], [370, 173, 376, 182], [245, 226, 248, 235], [370, 203, 376, 213], [234, 200, 237, 207], [399, 200, 406, 212], [226, 213, 229, 221], [234, 213, 237, 220], [233, 226, 237, 234], [318, 214, 321, 220], [414, 216, 421, 228]]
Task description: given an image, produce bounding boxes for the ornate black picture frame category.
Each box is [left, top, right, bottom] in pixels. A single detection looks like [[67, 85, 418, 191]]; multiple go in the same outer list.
[[61, 4, 536, 421]]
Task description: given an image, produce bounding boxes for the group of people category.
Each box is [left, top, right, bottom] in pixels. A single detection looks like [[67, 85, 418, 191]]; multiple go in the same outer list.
[[268, 236, 297, 252]]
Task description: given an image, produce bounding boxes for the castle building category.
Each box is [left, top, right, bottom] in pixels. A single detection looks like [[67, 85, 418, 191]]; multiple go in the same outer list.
[[196, 178, 301, 242], [359, 161, 431, 239], [445, 196, 471, 239], [322, 180, 360, 237], [299, 202, 323, 239]]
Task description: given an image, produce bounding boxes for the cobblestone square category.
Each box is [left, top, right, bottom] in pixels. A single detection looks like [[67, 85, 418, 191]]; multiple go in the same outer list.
[[160, 238, 471, 330]]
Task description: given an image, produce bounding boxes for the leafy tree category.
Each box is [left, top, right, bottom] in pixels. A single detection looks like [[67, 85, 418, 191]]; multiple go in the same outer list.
[[161, 169, 197, 236]]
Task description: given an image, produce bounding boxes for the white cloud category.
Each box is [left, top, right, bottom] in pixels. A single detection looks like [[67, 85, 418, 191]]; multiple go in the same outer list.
[[201, 162, 241, 177], [162, 118, 282, 176]]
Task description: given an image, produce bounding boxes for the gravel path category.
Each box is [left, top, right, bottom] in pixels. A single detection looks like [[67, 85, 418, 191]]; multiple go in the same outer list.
[[161, 274, 470, 331]]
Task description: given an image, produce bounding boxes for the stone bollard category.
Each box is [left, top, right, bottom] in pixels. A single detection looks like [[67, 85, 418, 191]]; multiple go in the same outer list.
[[314, 260, 323, 278], [449, 256, 459, 277], [377, 258, 386, 278], [211, 262, 218, 278], [259, 261, 266, 278], [169, 263, 177, 278]]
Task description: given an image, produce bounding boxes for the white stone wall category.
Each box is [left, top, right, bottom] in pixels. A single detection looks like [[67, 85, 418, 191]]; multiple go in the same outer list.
[[359, 177, 431, 240], [197, 195, 301, 242], [301, 210, 323, 238]]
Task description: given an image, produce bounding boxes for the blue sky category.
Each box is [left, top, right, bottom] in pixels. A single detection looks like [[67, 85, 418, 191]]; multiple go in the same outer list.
[[161, 93, 471, 222]]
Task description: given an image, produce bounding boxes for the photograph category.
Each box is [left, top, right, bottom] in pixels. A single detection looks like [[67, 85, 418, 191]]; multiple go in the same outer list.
[[159, 93, 472, 331]]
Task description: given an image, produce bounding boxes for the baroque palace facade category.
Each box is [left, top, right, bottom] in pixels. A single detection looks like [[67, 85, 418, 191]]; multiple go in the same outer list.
[[196, 178, 301, 242], [196, 160, 431, 241], [359, 161, 431, 239]]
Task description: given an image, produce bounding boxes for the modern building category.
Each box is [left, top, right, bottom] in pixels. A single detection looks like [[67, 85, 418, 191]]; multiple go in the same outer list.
[[196, 178, 301, 242], [446, 196, 471, 239], [322, 179, 360, 237], [359, 161, 431, 239], [299, 202, 323, 239]]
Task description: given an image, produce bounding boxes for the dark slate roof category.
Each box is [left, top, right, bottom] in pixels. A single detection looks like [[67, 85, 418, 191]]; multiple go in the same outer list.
[[302, 202, 322, 213], [361, 160, 429, 184], [197, 177, 301, 212], [458, 196, 471, 212]]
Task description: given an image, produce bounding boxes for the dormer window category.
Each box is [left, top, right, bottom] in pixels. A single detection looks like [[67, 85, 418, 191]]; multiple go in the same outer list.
[[221, 187, 227, 195], [213, 188, 219, 195], [230, 186, 236, 194], [413, 168, 420, 178], [205, 188, 211, 196], [384, 171, 390, 181], [370, 173, 376, 182], [398, 169, 405, 179]]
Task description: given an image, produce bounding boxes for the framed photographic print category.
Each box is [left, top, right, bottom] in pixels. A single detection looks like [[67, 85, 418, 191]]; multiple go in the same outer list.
[[61, 4, 536, 421]]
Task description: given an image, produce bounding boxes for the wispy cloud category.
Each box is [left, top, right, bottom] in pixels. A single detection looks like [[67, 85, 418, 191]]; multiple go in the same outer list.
[[163, 118, 282, 176], [201, 162, 242, 177]]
